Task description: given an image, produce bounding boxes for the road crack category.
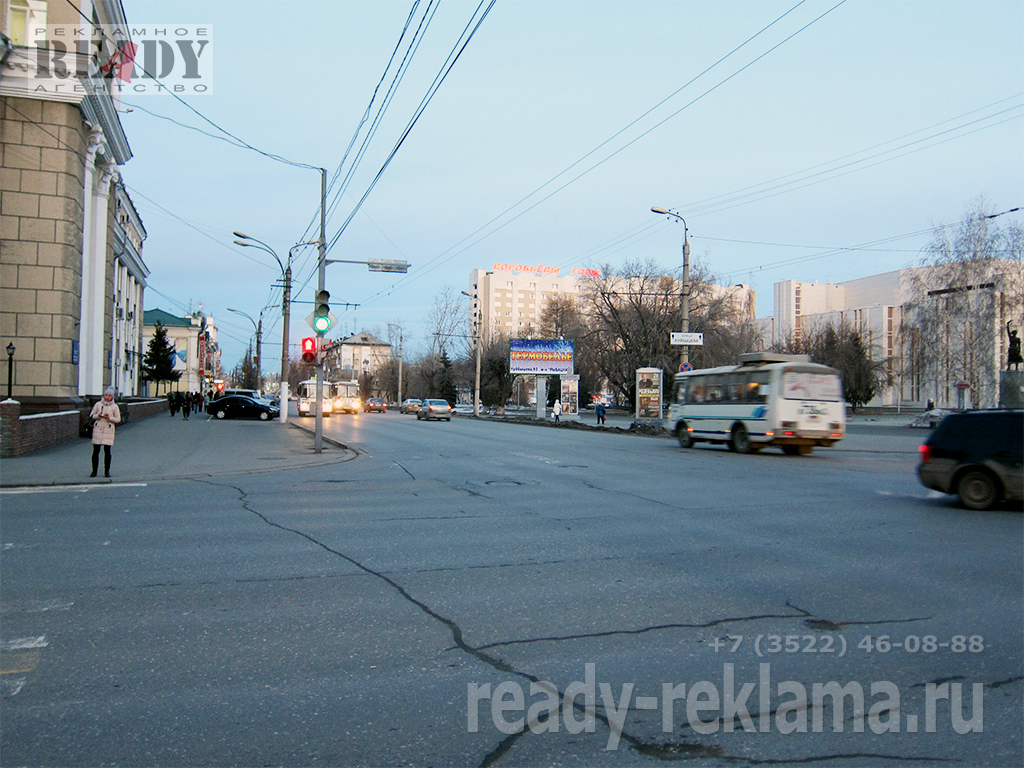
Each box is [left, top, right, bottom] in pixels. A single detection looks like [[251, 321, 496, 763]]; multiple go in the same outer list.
[[208, 480, 958, 767]]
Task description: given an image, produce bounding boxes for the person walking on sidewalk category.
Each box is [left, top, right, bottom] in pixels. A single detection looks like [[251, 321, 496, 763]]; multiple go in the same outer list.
[[182, 391, 191, 420], [89, 387, 121, 478], [552, 398, 562, 423], [595, 402, 606, 425]]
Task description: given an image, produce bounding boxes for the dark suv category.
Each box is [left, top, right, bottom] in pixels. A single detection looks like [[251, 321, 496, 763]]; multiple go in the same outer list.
[[917, 410, 1023, 510]]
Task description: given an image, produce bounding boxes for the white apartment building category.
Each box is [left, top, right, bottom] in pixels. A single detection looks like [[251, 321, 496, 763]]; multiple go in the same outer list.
[[763, 264, 1021, 408]]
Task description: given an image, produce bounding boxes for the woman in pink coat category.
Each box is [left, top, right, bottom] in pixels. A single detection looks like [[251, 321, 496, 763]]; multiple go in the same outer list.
[[89, 387, 121, 478]]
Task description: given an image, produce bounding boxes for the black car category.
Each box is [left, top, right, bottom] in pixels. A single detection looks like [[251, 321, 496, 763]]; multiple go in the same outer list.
[[207, 395, 280, 421], [917, 410, 1023, 510]]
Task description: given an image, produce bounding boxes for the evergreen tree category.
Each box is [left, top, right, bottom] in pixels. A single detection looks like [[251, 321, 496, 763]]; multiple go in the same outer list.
[[141, 321, 182, 395], [438, 351, 458, 404]]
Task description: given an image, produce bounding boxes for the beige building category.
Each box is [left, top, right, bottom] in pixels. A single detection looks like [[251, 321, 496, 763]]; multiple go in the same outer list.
[[1, 0, 147, 403], [322, 331, 392, 383], [141, 309, 221, 395]]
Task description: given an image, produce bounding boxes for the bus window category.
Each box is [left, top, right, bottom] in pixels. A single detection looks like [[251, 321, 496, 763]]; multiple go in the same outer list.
[[673, 381, 688, 404], [689, 383, 706, 404], [709, 376, 726, 402]]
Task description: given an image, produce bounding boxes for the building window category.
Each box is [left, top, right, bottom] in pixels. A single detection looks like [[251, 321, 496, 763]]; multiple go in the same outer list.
[[7, 0, 47, 47]]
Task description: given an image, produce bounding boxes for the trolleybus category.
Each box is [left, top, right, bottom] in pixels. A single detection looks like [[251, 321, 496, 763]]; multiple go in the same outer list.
[[667, 352, 845, 454]]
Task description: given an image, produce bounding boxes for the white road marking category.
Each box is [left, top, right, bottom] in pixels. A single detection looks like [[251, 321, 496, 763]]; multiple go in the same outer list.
[[1, 483, 148, 494]]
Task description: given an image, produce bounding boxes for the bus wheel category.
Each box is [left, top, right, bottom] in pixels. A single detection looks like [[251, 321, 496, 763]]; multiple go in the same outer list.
[[730, 423, 752, 454], [676, 423, 693, 449]]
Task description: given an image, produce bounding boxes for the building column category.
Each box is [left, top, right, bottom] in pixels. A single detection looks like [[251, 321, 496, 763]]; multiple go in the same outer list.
[[78, 146, 116, 396]]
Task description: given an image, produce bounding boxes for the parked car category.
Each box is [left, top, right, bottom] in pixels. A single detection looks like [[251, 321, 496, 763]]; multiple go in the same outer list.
[[364, 398, 387, 413], [218, 388, 260, 400], [417, 399, 452, 421], [207, 395, 280, 421], [399, 399, 422, 414], [917, 410, 1023, 510], [452, 404, 474, 415]]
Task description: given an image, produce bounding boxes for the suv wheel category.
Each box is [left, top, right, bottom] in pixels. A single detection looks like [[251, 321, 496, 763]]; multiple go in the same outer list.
[[957, 469, 999, 511]]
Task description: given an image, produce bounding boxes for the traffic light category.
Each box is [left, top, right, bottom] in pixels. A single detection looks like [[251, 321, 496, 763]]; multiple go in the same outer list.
[[301, 337, 317, 364], [313, 289, 331, 334]]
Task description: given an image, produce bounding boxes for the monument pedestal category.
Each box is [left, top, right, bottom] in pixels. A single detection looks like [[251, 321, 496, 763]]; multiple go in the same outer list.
[[999, 370, 1024, 409]]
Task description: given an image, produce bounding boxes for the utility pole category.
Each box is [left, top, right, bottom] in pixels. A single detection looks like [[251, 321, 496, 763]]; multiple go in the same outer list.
[[280, 262, 291, 423], [255, 317, 262, 391]]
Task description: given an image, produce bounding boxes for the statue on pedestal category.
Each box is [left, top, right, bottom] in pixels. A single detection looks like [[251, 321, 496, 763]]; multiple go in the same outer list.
[[1008, 322, 1023, 371]]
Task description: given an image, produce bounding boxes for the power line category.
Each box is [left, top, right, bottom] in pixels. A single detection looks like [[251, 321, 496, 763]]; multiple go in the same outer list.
[[352, 0, 848, 307]]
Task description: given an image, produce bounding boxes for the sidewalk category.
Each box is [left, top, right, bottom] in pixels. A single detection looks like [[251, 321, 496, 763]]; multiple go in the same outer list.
[[0, 413, 354, 487]]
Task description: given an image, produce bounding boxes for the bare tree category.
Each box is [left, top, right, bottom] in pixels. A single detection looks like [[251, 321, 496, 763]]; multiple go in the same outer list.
[[902, 199, 1024, 408], [576, 257, 759, 403], [538, 294, 600, 405], [419, 286, 467, 398]]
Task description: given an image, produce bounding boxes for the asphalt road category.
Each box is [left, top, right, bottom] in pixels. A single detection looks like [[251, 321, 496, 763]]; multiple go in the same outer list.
[[2, 411, 1021, 767]]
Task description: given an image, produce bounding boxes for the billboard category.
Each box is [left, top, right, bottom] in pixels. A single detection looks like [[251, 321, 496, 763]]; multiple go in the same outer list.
[[510, 339, 574, 375]]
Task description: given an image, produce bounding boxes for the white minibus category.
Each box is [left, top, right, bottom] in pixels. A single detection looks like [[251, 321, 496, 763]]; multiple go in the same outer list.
[[667, 352, 845, 454]]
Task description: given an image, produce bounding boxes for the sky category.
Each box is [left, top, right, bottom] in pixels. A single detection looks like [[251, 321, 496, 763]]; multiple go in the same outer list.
[[118, 0, 1024, 370]]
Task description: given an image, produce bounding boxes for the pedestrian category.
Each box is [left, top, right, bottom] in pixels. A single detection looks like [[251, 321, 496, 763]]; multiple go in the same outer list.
[[182, 391, 190, 420], [595, 401, 606, 425], [89, 387, 121, 478], [553, 398, 562, 423], [168, 391, 178, 417]]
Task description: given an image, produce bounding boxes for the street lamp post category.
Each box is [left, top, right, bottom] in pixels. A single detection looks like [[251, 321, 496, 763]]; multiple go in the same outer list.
[[651, 207, 691, 370], [388, 323, 404, 409], [6, 342, 14, 399], [461, 291, 482, 416], [226, 307, 275, 391], [234, 233, 319, 424]]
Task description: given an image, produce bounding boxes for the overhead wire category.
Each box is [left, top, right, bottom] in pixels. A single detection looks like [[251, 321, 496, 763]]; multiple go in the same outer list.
[[324, 0, 498, 255], [293, 1, 430, 246], [351, 0, 848, 309]]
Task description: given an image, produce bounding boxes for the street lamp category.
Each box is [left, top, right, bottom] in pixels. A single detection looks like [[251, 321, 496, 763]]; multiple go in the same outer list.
[[226, 306, 276, 391], [651, 207, 691, 370], [234, 233, 319, 424], [6, 342, 14, 399], [461, 291, 482, 416]]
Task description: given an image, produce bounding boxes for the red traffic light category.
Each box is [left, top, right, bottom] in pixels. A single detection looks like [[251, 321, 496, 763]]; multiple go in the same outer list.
[[301, 337, 317, 364]]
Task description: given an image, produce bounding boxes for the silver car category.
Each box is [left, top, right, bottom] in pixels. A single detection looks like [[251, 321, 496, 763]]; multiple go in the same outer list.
[[417, 399, 452, 421]]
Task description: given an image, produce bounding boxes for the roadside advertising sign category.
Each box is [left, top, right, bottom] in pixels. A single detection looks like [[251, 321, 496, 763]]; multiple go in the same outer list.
[[510, 339, 574, 375]]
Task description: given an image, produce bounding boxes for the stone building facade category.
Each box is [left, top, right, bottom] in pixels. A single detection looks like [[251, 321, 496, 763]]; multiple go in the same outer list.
[[1, 0, 147, 406]]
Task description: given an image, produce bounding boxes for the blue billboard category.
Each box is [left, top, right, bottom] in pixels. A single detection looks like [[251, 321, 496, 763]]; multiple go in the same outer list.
[[510, 339, 574, 375]]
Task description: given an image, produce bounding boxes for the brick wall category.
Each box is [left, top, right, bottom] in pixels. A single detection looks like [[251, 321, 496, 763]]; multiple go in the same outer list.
[[0, 398, 167, 458]]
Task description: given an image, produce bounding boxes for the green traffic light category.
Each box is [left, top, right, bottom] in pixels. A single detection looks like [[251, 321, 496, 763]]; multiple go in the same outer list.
[[313, 315, 331, 333]]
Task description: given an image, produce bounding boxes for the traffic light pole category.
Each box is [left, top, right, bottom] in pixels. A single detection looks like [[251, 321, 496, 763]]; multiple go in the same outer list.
[[315, 168, 326, 454]]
